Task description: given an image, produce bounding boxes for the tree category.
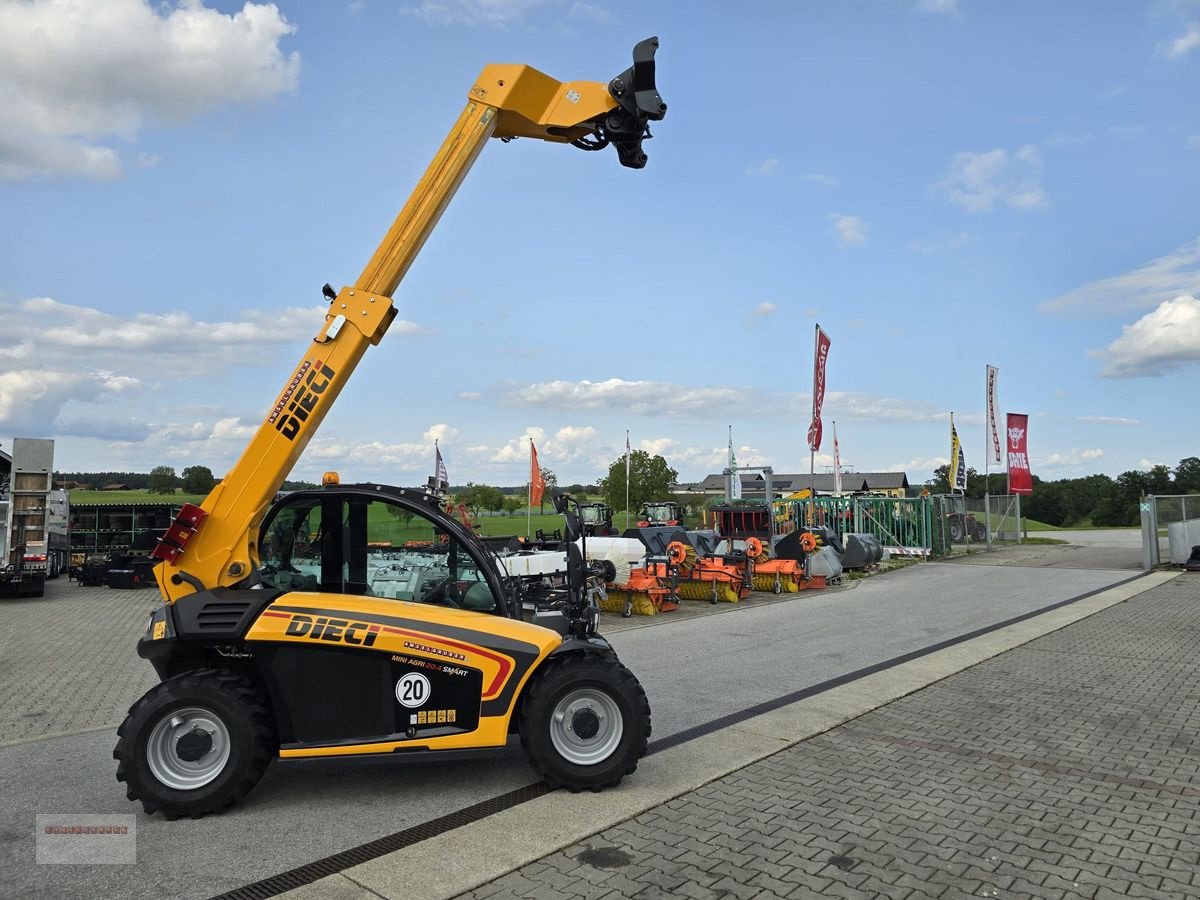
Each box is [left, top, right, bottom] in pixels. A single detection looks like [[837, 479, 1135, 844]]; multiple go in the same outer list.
[[148, 466, 178, 495], [181, 465, 215, 495], [925, 464, 980, 496], [502, 496, 524, 516], [599, 450, 678, 515], [1175, 457, 1200, 493], [539, 468, 557, 513], [459, 483, 503, 517], [483, 485, 506, 515]]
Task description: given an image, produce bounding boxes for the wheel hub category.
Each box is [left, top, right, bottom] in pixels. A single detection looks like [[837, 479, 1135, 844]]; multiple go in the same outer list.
[[571, 707, 600, 740], [175, 727, 213, 762]]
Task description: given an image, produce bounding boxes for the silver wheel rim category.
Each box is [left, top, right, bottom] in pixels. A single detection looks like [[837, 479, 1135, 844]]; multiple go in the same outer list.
[[549, 687, 623, 766], [146, 706, 232, 790]]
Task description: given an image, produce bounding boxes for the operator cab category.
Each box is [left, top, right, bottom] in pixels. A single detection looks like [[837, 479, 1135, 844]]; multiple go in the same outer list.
[[258, 483, 502, 613]]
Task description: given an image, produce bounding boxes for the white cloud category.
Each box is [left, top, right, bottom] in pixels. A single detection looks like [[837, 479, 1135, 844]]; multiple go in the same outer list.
[[1037, 448, 1105, 469], [801, 172, 839, 188], [752, 302, 777, 317], [467, 425, 605, 470], [636, 437, 768, 474], [0, 295, 432, 454], [506, 379, 764, 417], [54, 415, 154, 443], [1187, 134, 1200, 149], [829, 214, 867, 246], [915, 0, 957, 12], [0, 370, 142, 434], [746, 158, 780, 176], [424, 423, 460, 444], [1108, 124, 1146, 138], [1076, 415, 1140, 425], [1164, 23, 1200, 59], [568, 2, 610, 22], [938, 145, 1047, 212], [0, 0, 299, 181], [1095, 295, 1200, 378], [403, 0, 566, 26], [889, 455, 948, 475], [484, 378, 950, 424], [0, 297, 332, 371], [908, 232, 977, 254], [1042, 237, 1200, 315]]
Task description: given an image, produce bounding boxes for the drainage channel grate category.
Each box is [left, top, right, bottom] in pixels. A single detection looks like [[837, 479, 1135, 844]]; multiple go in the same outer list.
[[209, 782, 552, 900], [213, 571, 1147, 899]]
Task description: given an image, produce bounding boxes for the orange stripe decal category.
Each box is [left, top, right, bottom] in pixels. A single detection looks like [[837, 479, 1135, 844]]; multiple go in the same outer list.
[[379, 625, 512, 697]]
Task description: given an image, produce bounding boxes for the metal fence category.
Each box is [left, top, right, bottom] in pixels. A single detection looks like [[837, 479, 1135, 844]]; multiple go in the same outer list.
[[776, 496, 934, 557], [771, 494, 1025, 560], [1142, 494, 1200, 568]]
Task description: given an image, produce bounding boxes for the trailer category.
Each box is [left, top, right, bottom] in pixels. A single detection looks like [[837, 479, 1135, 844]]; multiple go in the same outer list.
[[0, 438, 69, 598]]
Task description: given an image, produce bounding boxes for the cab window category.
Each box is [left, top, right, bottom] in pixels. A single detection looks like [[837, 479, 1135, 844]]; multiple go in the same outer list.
[[259, 493, 498, 613]]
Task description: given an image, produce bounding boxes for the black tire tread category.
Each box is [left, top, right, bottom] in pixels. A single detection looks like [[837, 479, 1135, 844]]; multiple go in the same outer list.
[[114, 668, 274, 819], [519, 652, 651, 792]]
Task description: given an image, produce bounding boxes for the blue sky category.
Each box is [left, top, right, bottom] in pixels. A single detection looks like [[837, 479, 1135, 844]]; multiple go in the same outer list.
[[1, 0, 1197, 487]]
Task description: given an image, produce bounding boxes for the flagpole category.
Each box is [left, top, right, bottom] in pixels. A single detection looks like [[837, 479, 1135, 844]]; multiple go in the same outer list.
[[984, 365, 992, 549], [526, 438, 532, 540], [624, 429, 630, 530]]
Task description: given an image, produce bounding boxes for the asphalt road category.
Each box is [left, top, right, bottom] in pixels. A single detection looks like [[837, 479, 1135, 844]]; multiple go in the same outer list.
[[947, 528, 1144, 570], [1, 560, 1137, 900]]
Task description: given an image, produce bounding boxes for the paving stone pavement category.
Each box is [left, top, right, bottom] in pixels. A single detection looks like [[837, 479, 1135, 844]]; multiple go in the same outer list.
[[0, 580, 159, 744], [456, 574, 1200, 900]]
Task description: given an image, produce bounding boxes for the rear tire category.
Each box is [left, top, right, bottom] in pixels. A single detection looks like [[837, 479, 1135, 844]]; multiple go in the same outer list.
[[520, 653, 650, 792], [948, 519, 965, 543], [114, 669, 274, 819]]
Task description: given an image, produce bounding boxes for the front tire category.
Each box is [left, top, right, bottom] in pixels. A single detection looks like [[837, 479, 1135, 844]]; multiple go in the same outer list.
[[114, 669, 274, 819], [520, 654, 650, 792]]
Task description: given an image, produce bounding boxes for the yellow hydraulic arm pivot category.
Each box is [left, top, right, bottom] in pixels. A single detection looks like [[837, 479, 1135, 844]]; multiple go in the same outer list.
[[152, 39, 667, 601]]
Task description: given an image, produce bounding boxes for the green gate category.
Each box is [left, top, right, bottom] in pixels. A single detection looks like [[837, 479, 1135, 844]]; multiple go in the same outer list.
[[774, 496, 933, 557]]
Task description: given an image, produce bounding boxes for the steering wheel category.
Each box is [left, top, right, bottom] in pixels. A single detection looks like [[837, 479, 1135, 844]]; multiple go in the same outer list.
[[419, 574, 462, 607]]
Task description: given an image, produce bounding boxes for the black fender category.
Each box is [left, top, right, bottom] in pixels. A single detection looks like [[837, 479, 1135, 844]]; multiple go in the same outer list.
[[509, 635, 616, 731]]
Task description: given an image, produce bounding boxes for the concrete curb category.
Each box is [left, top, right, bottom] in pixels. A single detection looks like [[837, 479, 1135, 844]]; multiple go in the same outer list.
[[280, 570, 1179, 900]]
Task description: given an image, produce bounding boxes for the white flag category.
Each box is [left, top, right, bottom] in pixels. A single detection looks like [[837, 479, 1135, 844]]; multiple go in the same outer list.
[[434, 441, 448, 488]]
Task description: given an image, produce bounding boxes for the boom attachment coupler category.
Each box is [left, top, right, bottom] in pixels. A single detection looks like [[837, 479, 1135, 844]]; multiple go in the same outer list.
[[586, 36, 667, 169]]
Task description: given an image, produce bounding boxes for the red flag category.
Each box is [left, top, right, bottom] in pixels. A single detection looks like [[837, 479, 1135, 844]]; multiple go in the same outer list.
[[1006, 413, 1033, 495], [530, 441, 545, 507], [807, 326, 832, 452]]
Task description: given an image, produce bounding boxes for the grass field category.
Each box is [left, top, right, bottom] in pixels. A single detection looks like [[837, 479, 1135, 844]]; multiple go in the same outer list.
[[68, 489, 627, 542]]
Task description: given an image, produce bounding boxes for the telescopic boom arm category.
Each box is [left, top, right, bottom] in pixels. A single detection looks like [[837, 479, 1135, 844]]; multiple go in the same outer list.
[[152, 39, 666, 601]]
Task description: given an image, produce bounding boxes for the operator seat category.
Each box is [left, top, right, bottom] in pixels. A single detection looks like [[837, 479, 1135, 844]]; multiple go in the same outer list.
[[460, 582, 496, 611]]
